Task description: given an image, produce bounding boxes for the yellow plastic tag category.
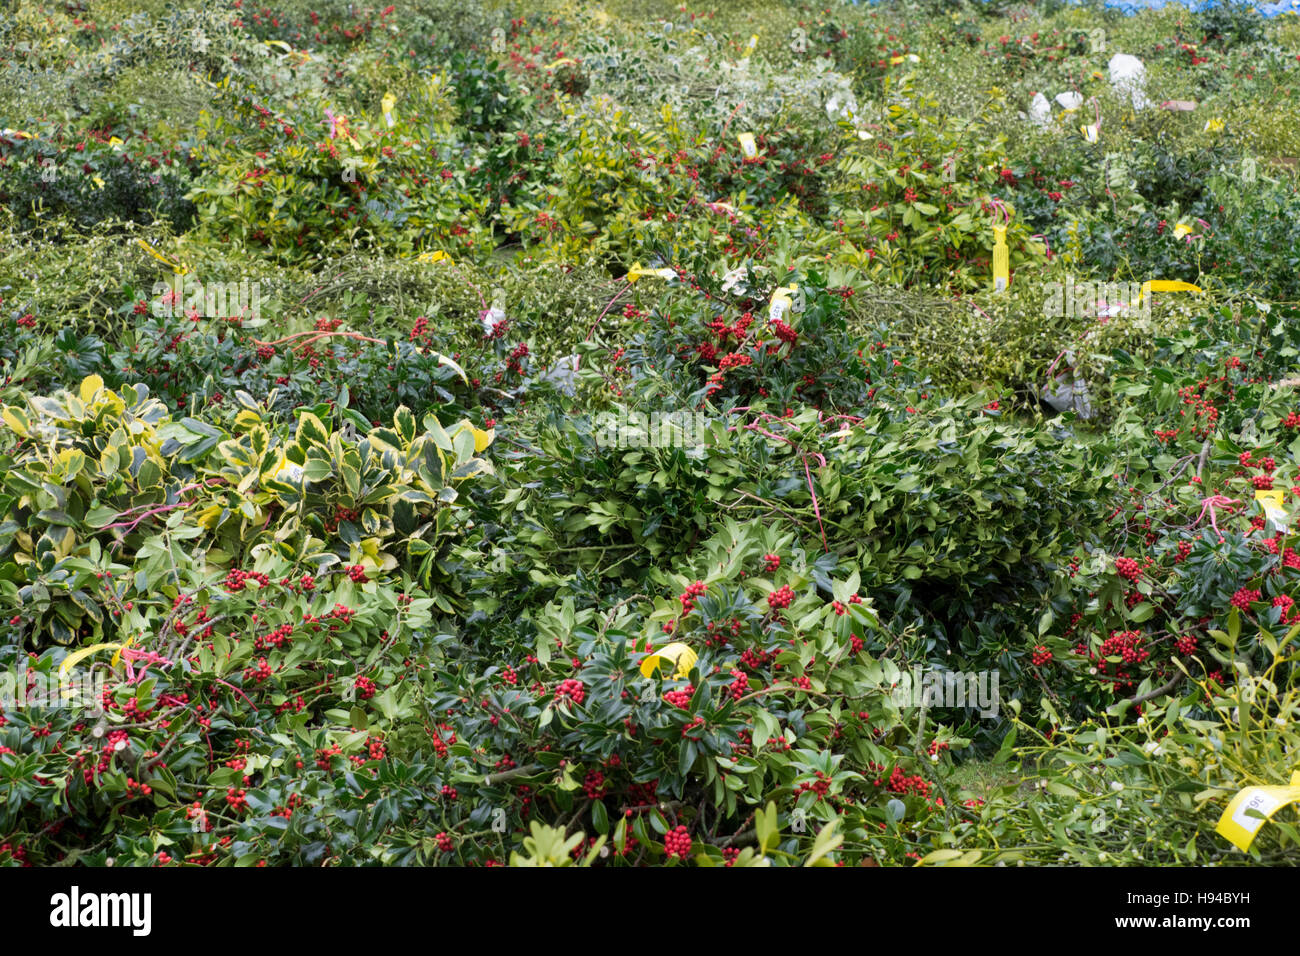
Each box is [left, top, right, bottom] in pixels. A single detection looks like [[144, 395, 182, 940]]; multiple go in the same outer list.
[[640, 642, 698, 679], [737, 132, 758, 159], [1081, 124, 1099, 143], [416, 250, 450, 264], [1256, 489, 1289, 531], [381, 91, 396, 127], [626, 263, 675, 283], [1215, 772, 1300, 851], [746, 35, 758, 54], [111, 637, 135, 669], [1136, 280, 1201, 305], [991, 225, 1009, 292], [136, 239, 187, 275], [58, 638, 132, 680], [769, 284, 798, 321]]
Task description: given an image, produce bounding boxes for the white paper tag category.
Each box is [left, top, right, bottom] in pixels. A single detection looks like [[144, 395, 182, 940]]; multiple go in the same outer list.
[[1232, 789, 1282, 834]]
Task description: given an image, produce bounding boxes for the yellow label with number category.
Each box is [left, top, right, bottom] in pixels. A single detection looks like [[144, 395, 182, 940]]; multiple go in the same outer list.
[[769, 284, 798, 321], [640, 642, 697, 679], [1215, 772, 1300, 851]]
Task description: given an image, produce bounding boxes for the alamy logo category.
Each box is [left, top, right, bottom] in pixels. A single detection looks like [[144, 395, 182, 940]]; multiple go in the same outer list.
[[593, 407, 710, 450], [1043, 278, 1148, 319], [0, 663, 105, 715], [892, 667, 1000, 718], [50, 887, 152, 936], [150, 274, 263, 320]]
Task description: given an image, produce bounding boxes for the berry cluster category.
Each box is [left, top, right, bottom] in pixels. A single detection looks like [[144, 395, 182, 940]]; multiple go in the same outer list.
[[554, 678, 586, 705], [681, 715, 705, 739], [1099, 629, 1149, 664], [1114, 556, 1141, 582], [679, 580, 707, 614], [663, 685, 694, 709], [663, 825, 692, 860], [315, 743, 343, 770], [795, 770, 832, 800], [770, 319, 798, 345], [246, 657, 273, 683], [582, 770, 607, 799], [224, 568, 270, 592], [1230, 587, 1261, 611], [254, 622, 293, 651], [878, 766, 930, 798], [767, 585, 795, 610], [323, 506, 360, 534]]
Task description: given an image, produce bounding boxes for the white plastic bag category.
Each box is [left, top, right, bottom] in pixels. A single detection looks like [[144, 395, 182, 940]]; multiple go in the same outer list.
[[1108, 53, 1149, 110], [1055, 91, 1083, 111], [1026, 92, 1051, 127]]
